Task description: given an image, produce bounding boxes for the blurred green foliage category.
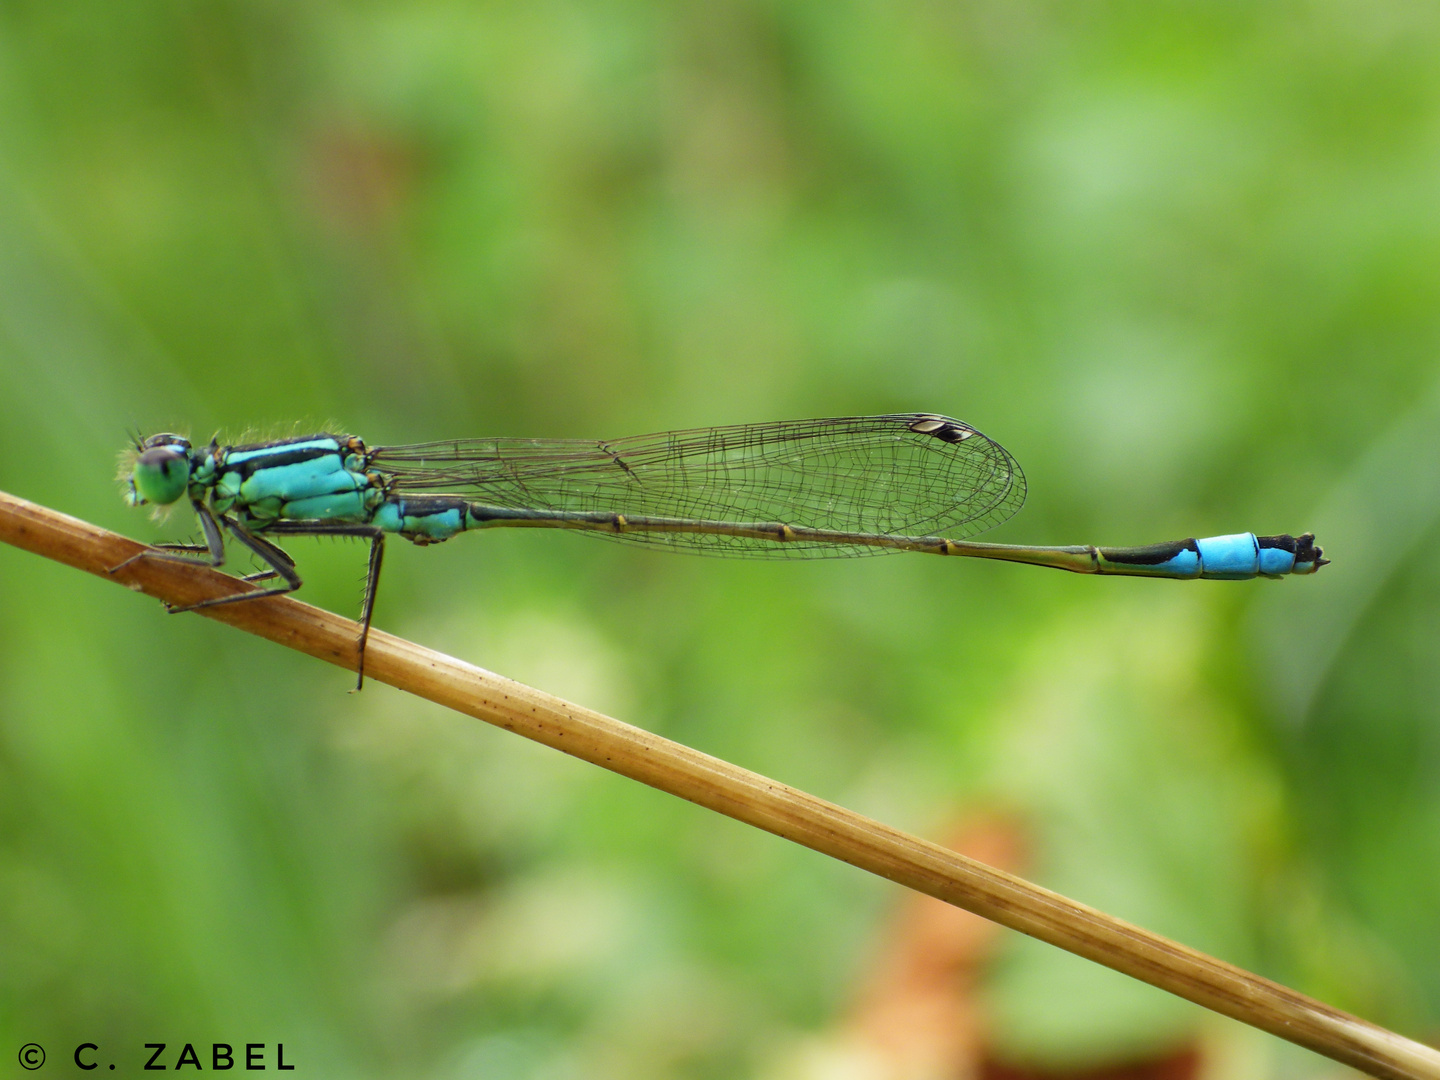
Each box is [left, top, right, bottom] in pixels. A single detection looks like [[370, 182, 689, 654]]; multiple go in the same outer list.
[[2, 2, 1438, 1076]]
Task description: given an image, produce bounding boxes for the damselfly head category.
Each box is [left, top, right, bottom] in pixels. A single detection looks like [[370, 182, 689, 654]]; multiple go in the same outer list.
[[122, 433, 193, 508]]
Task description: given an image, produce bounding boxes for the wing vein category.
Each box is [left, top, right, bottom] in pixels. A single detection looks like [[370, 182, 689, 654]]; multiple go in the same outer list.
[[371, 414, 1026, 558]]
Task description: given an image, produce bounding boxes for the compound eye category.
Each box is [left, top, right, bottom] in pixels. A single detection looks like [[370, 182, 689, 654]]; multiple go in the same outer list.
[[130, 445, 191, 505]]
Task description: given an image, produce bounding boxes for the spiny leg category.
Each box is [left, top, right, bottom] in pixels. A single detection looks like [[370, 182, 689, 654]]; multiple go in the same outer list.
[[108, 497, 228, 575], [224, 524, 296, 584], [265, 521, 386, 689], [165, 516, 303, 613], [357, 532, 384, 690], [110, 501, 300, 606]]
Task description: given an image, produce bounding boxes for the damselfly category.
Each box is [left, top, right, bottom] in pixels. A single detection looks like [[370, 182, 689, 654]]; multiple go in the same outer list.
[[114, 414, 1326, 687]]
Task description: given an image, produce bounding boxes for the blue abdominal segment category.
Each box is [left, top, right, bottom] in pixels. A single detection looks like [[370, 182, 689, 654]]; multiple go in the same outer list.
[[1194, 532, 1264, 579], [372, 498, 467, 542]]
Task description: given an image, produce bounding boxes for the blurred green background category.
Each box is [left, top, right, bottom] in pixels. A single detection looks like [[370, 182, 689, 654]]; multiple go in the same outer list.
[[3, 2, 1439, 1077]]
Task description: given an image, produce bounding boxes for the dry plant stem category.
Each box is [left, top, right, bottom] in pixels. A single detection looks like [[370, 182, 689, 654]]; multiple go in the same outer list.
[[2, 488, 1436, 1080]]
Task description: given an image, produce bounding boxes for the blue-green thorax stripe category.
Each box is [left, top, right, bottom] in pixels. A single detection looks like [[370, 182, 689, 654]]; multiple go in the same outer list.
[[238, 451, 363, 505], [224, 436, 346, 469]]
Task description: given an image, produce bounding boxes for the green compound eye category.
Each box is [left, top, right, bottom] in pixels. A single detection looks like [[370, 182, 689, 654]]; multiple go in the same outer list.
[[130, 445, 192, 505]]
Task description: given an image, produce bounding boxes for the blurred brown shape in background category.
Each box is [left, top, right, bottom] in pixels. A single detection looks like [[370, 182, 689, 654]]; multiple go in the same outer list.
[[816, 815, 1202, 1080]]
